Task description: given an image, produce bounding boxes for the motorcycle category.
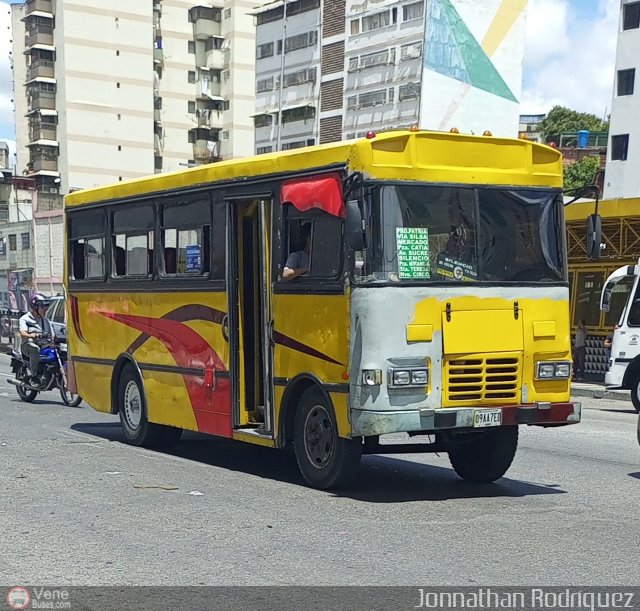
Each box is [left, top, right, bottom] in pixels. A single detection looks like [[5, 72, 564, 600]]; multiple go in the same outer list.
[[7, 335, 83, 407]]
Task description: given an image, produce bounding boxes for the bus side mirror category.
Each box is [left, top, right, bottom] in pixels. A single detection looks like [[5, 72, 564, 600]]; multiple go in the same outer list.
[[586, 214, 602, 260], [346, 200, 366, 251]]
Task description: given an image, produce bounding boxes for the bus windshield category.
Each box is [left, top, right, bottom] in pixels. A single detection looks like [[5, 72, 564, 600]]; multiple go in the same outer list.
[[357, 184, 565, 284]]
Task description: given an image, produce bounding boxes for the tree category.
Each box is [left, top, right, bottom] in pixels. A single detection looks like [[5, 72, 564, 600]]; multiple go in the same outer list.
[[539, 106, 609, 145], [563, 155, 601, 192]]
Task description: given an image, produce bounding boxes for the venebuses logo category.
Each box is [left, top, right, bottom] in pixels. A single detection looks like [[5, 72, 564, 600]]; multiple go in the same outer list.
[[6, 586, 31, 610]]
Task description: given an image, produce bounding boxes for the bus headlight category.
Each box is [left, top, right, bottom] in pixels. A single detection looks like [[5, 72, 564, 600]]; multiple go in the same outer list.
[[388, 367, 428, 387], [535, 361, 571, 380]]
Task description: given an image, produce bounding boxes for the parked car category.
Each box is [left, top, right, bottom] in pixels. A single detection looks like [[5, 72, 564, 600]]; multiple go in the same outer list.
[[46, 295, 67, 341]]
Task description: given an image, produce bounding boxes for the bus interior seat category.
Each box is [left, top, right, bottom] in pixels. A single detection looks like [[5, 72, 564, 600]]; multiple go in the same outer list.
[[165, 247, 177, 274]]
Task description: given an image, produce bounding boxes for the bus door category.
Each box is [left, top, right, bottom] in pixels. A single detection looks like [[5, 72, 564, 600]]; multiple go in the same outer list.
[[226, 197, 274, 436]]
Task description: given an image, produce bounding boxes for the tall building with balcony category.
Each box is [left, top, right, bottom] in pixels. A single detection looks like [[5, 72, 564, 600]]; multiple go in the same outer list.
[[11, 0, 256, 196], [604, 0, 640, 199]]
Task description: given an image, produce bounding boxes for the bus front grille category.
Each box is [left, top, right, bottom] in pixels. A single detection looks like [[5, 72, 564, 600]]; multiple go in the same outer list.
[[444, 354, 520, 404]]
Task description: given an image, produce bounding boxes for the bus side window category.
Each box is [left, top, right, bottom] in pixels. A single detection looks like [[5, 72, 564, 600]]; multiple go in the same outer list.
[[284, 212, 342, 280], [310, 216, 342, 277]]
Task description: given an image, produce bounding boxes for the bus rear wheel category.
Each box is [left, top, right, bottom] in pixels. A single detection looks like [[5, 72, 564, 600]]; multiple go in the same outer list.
[[448, 426, 518, 483], [117, 366, 182, 448], [293, 387, 362, 490]]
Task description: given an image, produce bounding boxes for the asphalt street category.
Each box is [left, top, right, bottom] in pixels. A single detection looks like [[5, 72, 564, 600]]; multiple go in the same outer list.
[[0, 357, 638, 586]]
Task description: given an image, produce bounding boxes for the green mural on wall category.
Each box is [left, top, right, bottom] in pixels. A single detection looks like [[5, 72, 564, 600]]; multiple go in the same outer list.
[[425, 0, 518, 102]]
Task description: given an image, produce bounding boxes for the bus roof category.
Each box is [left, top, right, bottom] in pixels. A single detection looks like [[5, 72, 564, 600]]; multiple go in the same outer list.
[[64, 130, 563, 208]]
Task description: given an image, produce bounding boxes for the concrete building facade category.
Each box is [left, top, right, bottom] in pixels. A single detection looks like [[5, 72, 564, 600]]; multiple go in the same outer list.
[[11, 0, 257, 295], [604, 0, 640, 199], [12, 0, 257, 195], [253, 0, 528, 148]]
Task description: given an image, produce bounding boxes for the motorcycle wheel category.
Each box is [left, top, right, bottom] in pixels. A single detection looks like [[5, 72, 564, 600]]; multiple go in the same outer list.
[[16, 366, 38, 403], [60, 385, 83, 407]]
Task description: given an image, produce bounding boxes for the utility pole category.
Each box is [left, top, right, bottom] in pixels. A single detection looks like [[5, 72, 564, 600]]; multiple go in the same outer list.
[[276, 0, 288, 152]]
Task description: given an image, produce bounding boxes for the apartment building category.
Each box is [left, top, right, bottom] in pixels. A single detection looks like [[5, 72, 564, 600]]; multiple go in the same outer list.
[[11, 0, 256, 197], [604, 0, 640, 199], [253, 0, 527, 147], [0, 143, 35, 307]]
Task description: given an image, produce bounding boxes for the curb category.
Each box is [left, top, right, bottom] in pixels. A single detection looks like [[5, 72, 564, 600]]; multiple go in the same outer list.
[[571, 386, 630, 402]]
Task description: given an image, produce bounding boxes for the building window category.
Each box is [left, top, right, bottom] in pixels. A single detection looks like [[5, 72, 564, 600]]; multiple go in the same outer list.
[[282, 140, 306, 150], [8, 234, 16, 251], [155, 156, 163, 170], [401, 42, 422, 60], [347, 95, 357, 110], [257, 42, 274, 59], [222, 130, 229, 139], [283, 67, 316, 87], [0, 204, 8, 222], [257, 146, 273, 154], [257, 77, 274, 93], [618, 68, 635, 96], [188, 101, 196, 113], [188, 40, 196, 54], [403, 1, 423, 21], [611, 134, 629, 160], [623, 2, 640, 30], [281, 105, 315, 124], [283, 31, 317, 53], [188, 70, 196, 83], [256, 6, 284, 25], [358, 89, 387, 107], [0, 239, 5, 257], [189, 6, 221, 22], [350, 19, 360, 34], [399, 82, 419, 100], [224, 7, 231, 19], [361, 9, 396, 32], [21, 233, 30, 250], [254, 114, 273, 128]]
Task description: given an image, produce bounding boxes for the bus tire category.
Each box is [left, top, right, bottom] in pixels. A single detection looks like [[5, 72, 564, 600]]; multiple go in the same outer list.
[[448, 426, 518, 483], [293, 386, 362, 490], [630, 377, 640, 413], [117, 366, 181, 448]]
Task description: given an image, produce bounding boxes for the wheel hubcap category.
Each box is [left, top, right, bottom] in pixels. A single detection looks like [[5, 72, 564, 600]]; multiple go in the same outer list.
[[123, 381, 142, 430], [303, 405, 335, 469]]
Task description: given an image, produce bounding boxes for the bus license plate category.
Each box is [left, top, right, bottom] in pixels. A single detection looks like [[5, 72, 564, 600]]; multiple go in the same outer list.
[[473, 409, 502, 428]]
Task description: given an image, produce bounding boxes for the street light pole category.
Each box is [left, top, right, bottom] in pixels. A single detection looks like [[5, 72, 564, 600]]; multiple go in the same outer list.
[[276, 0, 287, 152]]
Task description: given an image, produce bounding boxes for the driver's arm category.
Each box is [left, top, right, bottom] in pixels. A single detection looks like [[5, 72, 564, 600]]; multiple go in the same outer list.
[[19, 318, 39, 340]]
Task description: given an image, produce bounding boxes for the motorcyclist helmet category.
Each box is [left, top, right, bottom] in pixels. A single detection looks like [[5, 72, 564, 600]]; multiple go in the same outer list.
[[29, 293, 51, 311]]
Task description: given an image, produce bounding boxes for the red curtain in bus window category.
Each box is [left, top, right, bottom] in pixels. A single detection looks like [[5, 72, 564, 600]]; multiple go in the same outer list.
[[280, 173, 345, 218]]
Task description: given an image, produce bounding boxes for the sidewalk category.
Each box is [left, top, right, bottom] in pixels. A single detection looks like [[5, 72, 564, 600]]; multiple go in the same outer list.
[[571, 380, 630, 401]]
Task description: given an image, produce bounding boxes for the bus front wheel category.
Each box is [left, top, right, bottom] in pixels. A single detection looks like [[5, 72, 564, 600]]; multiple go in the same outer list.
[[293, 387, 362, 490], [448, 426, 518, 483], [117, 366, 182, 448]]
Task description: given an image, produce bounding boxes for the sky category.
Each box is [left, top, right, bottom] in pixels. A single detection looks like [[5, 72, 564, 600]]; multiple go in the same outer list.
[[0, 0, 621, 165]]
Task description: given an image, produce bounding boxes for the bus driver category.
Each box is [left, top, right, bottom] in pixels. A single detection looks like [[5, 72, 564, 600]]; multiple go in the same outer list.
[[283, 224, 311, 281]]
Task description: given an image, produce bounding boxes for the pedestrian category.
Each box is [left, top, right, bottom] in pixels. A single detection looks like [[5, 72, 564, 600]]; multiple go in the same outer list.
[[573, 320, 586, 380], [603, 330, 613, 366]]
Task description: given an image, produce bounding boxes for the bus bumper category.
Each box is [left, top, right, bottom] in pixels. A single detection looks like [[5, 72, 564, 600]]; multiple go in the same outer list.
[[350, 402, 581, 437]]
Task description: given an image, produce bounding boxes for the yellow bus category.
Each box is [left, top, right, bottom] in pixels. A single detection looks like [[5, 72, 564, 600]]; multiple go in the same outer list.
[[64, 130, 581, 489]]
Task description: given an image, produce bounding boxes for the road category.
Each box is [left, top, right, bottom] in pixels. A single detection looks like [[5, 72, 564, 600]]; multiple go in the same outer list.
[[0, 358, 638, 586]]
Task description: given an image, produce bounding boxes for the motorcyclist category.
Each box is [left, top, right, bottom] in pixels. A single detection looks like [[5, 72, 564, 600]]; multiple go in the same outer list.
[[19, 293, 54, 381]]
